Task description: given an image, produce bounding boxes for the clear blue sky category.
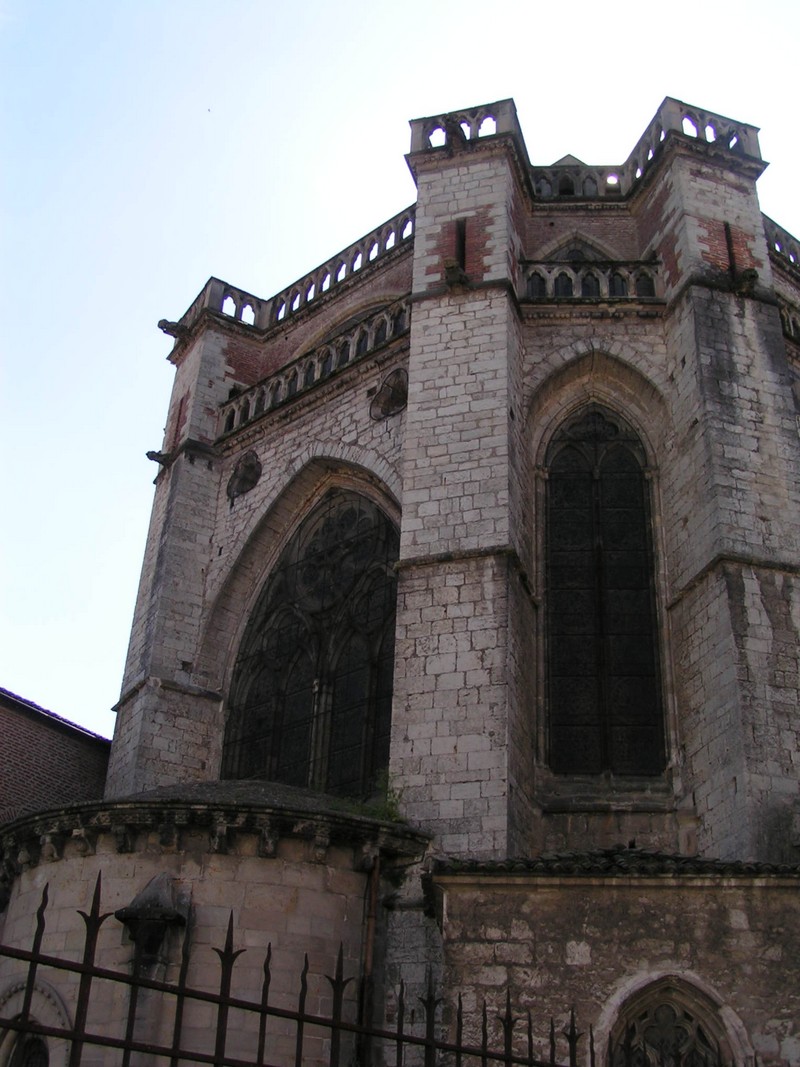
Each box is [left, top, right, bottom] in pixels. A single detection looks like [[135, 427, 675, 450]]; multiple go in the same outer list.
[[2, 0, 799, 737]]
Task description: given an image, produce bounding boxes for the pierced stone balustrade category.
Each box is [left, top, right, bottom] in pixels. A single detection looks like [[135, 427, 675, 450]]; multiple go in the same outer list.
[[269, 206, 415, 327], [218, 299, 411, 437], [174, 208, 415, 340], [178, 279, 270, 332], [523, 261, 661, 301], [764, 215, 800, 274], [533, 98, 761, 202], [409, 98, 522, 153]]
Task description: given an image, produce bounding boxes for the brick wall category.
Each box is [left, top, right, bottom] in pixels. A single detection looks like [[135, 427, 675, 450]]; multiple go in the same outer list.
[[0, 692, 109, 823]]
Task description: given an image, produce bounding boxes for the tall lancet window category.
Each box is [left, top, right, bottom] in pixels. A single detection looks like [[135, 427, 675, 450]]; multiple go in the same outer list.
[[546, 408, 665, 775], [222, 491, 399, 799]]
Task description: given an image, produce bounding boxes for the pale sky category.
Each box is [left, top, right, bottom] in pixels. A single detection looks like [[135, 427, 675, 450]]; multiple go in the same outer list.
[[2, 0, 799, 738]]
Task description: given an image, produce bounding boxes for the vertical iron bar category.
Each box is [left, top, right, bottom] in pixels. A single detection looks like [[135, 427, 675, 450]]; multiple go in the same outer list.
[[121, 938, 145, 1067], [418, 969, 440, 1067], [325, 944, 353, 1067], [68, 873, 111, 1067], [565, 1007, 579, 1067], [455, 993, 464, 1067], [256, 944, 272, 1067], [294, 955, 309, 1067], [590, 1024, 596, 1067], [527, 1010, 534, 1067], [482, 1001, 489, 1067], [212, 913, 245, 1067], [169, 913, 193, 1067], [498, 988, 515, 1064], [20, 884, 49, 1025], [395, 981, 405, 1067], [549, 1017, 556, 1067]]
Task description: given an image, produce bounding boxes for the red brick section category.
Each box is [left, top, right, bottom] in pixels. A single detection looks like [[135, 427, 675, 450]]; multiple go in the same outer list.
[[698, 219, 761, 274], [0, 690, 110, 823], [424, 208, 493, 282]]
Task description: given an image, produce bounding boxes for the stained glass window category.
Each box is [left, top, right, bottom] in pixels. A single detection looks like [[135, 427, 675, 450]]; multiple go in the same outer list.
[[546, 409, 665, 775], [222, 491, 399, 799]]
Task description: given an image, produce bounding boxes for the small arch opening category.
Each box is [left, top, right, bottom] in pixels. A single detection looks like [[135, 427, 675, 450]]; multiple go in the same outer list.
[[338, 341, 351, 367], [352, 252, 363, 272], [528, 273, 547, 299], [581, 272, 600, 298], [582, 176, 598, 196], [554, 272, 574, 298], [682, 115, 698, 137], [635, 272, 656, 298], [385, 230, 396, 250], [478, 115, 497, 137], [222, 295, 236, 317], [336, 262, 347, 283], [240, 304, 255, 326], [290, 291, 300, 312], [401, 218, 413, 240], [428, 126, 446, 148], [286, 371, 298, 397], [240, 400, 250, 424], [609, 271, 628, 297], [224, 410, 235, 433], [460, 121, 471, 140], [605, 173, 620, 189], [276, 301, 286, 322], [321, 272, 332, 292], [355, 330, 369, 357], [558, 175, 575, 196], [306, 283, 315, 302], [303, 363, 315, 388], [368, 241, 379, 261], [704, 123, 716, 142], [374, 318, 387, 346]]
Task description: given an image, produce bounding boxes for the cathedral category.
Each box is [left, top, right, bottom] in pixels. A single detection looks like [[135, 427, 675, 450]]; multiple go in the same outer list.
[[2, 97, 799, 1065]]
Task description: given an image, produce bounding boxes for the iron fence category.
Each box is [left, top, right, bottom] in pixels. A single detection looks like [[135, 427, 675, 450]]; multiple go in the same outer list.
[[0, 876, 732, 1067]]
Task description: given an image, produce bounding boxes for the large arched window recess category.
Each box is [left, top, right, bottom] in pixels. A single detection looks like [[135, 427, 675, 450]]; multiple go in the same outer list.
[[221, 490, 399, 799], [545, 407, 665, 776]]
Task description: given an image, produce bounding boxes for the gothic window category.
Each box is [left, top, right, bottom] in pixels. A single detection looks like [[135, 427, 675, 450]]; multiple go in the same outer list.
[[528, 272, 547, 299], [11, 1036, 49, 1067], [546, 408, 665, 775], [222, 491, 399, 799], [554, 272, 574, 297], [610, 983, 732, 1067], [581, 272, 600, 297]]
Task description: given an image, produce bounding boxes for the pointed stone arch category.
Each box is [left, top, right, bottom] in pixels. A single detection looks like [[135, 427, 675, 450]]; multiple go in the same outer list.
[[0, 978, 71, 1067], [604, 974, 752, 1067], [194, 457, 400, 767]]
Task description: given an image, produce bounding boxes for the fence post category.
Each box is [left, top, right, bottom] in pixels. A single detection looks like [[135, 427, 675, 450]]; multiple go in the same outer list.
[[68, 873, 112, 1067], [325, 944, 353, 1067], [213, 913, 245, 1067]]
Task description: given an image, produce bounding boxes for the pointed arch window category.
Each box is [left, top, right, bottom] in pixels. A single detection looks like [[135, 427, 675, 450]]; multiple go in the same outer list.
[[222, 491, 399, 799], [610, 980, 734, 1067], [546, 408, 665, 775]]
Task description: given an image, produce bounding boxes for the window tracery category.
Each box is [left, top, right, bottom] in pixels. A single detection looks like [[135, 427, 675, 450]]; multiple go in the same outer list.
[[222, 491, 398, 799], [545, 407, 665, 776]]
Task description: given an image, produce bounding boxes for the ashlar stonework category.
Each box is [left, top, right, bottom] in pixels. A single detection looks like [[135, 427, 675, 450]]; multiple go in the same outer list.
[[2, 97, 800, 1065]]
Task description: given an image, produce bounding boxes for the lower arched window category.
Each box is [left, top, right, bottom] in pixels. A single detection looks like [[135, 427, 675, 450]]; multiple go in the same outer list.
[[222, 490, 399, 799], [10, 1036, 49, 1067], [546, 408, 665, 775], [609, 979, 735, 1067]]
